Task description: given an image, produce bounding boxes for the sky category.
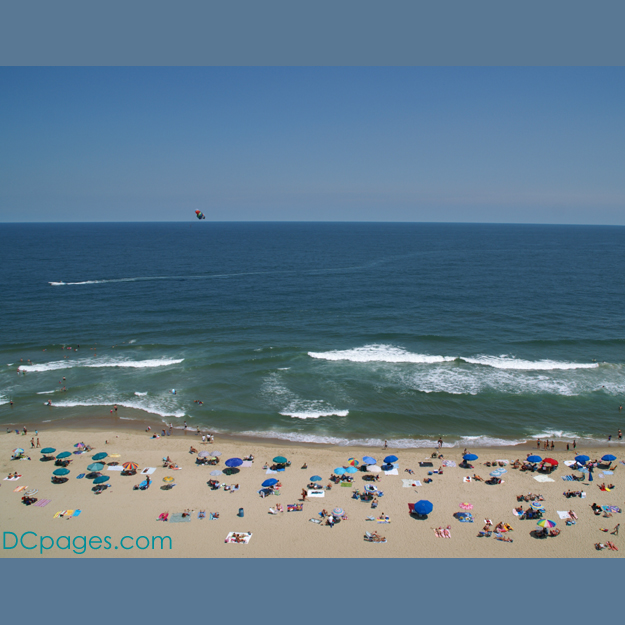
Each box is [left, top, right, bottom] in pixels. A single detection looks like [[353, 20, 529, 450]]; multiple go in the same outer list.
[[1, 67, 624, 224]]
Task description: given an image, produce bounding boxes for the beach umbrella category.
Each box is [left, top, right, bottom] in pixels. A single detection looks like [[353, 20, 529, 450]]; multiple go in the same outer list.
[[93, 475, 110, 485], [414, 500, 433, 516], [575, 455, 590, 464], [210, 451, 222, 457], [273, 456, 288, 464], [347, 458, 359, 467], [463, 454, 478, 461], [334, 467, 346, 475], [12, 448, 24, 454], [384, 455, 398, 464], [53, 468, 70, 476], [459, 502, 473, 510], [345, 466, 358, 474], [209, 470, 222, 476], [527, 455, 542, 463], [74, 443, 84, 448], [41, 448, 56, 454], [123, 462, 138, 472], [602, 454, 616, 462], [332, 508, 344, 517], [92, 452, 107, 461], [310, 475, 322, 482], [24, 488, 38, 496], [87, 463, 104, 472], [163, 476, 175, 483], [367, 465, 381, 473], [56, 451, 71, 459], [363, 456, 376, 465], [537, 519, 556, 529], [198, 451, 211, 458], [490, 470, 504, 477], [531, 502, 545, 511], [543, 458, 558, 466], [225, 458, 243, 468], [262, 478, 279, 487]]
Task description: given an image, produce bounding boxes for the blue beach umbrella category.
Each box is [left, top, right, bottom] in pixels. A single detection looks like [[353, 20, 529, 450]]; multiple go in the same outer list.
[[414, 500, 433, 516], [334, 467, 346, 475], [575, 455, 590, 464], [531, 502, 544, 511], [273, 456, 288, 464], [262, 478, 278, 487], [87, 463, 104, 472], [602, 454, 616, 462], [527, 455, 542, 463], [490, 470, 504, 477], [363, 456, 376, 465], [56, 451, 71, 459], [310, 475, 322, 482], [92, 452, 107, 461], [93, 475, 110, 485], [384, 455, 398, 464], [41, 448, 56, 455], [345, 466, 358, 474], [463, 454, 478, 461], [53, 468, 70, 476], [225, 458, 243, 468]]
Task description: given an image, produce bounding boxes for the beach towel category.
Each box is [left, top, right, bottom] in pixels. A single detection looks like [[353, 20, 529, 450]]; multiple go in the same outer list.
[[402, 479, 421, 487], [198, 511, 206, 519], [53, 511, 66, 519], [603, 470, 614, 475], [287, 504, 304, 512], [76, 473, 85, 479], [309, 518, 321, 524], [463, 476, 472, 483], [107, 465, 123, 471], [169, 513, 192, 523], [534, 475, 554, 483], [442, 460, 456, 468], [209, 513, 219, 520], [307, 490, 324, 497], [496, 459, 510, 465], [557, 511, 571, 520], [72, 510, 81, 518], [384, 468, 398, 476], [340, 482, 353, 487], [581, 492, 586, 498], [564, 460, 576, 467], [265, 469, 278, 474], [140, 467, 156, 475], [225, 532, 252, 544], [562, 475, 574, 481], [34, 499, 51, 507], [240, 461, 253, 468], [377, 519, 391, 524], [13, 485, 27, 492], [4, 476, 20, 481]]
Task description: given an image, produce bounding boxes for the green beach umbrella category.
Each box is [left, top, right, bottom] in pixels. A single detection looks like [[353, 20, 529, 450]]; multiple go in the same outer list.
[[273, 456, 287, 464], [93, 475, 110, 485], [92, 452, 107, 461], [41, 448, 56, 454], [56, 451, 71, 459], [53, 468, 70, 476], [87, 463, 104, 472]]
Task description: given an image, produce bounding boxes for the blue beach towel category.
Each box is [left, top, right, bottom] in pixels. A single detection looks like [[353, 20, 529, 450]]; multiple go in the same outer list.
[[561, 475, 574, 481], [77, 473, 85, 479]]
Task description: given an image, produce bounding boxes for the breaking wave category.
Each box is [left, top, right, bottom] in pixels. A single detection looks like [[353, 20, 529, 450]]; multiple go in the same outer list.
[[49, 398, 185, 419], [18, 357, 184, 373]]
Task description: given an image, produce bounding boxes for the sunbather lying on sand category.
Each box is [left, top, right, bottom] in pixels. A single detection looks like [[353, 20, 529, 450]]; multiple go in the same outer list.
[[473, 474, 483, 481]]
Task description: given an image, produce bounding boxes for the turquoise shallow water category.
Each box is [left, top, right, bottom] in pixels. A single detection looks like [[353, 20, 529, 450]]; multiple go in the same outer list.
[[1, 222, 624, 447]]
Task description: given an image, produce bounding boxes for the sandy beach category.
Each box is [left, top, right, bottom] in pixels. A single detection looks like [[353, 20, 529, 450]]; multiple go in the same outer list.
[[1, 424, 623, 558]]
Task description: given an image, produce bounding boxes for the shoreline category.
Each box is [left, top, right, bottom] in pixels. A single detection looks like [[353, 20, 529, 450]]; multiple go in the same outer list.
[[2, 411, 624, 454]]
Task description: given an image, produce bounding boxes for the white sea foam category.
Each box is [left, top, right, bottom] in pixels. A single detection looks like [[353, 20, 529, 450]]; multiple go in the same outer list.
[[262, 372, 348, 420], [36, 390, 56, 395], [134, 392, 147, 396], [50, 398, 185, 419], [309, 344, 600, 371], [309, 345, 454, 364], [18, 357, 183, 373]]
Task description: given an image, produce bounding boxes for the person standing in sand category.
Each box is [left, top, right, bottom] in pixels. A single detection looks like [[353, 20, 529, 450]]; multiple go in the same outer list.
[[301, 489, 307, 501]]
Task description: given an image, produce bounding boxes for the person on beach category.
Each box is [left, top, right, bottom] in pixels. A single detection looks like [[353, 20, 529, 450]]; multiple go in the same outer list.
[[383, 440, 388, 449], [537, 439, 540, 449], [619, 430, 622, 440], [573, 440, 576, 449], [301, 489, 307, 501], [612, 524, 620, 535], [30, 438, 35, 448], [36, 438, 40, 448], [551, 441, 554, 450]]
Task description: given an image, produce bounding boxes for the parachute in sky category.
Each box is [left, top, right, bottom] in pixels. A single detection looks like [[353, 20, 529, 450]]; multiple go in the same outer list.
[[195, 210, 206, 220]]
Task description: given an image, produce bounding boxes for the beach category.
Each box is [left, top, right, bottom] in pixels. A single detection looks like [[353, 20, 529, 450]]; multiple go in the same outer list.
[[1, 423, 622, 558]]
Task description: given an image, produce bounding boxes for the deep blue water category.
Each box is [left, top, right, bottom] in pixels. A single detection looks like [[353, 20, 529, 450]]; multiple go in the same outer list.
[[1, 222, 624, 447]]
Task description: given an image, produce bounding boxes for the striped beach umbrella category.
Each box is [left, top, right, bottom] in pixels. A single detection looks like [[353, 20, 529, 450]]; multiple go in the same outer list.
[[56, 451, 71, 459], [25, 488, 38, 496], [332, 508, 344, 517], [163, 476, 175, 483], [92, 452, 107, 461], [531, 502, 545, 511], [12, 448, 24, 454], [347, 458, 359, 467], [123, 462, 138, 472], [537, 519, 556, 528]]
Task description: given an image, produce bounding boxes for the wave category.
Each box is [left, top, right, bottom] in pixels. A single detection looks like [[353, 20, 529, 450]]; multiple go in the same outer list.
[[134, 392, 147, 396], [236, 430, 529, 448], [308, 344, 600, 371], [49, 399, 185, 419], [36, 390, 56, 395], [18, 357, 184, 373], [262, 372, 348, 420]]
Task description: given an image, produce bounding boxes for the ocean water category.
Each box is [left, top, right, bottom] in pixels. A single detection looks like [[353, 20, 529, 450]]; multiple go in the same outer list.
[[1, 222, 624, 448]]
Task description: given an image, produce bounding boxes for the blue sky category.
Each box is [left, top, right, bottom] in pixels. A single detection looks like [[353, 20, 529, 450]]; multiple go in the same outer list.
[[1, 67, 623, 224]]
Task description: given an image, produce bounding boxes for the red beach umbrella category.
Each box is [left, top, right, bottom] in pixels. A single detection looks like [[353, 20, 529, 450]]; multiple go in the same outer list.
[[123, 462, 139, 471], [543, 458, 558, 465]]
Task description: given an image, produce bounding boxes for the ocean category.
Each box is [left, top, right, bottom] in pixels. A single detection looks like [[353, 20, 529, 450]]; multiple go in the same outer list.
[[1, 222, 624, 448]]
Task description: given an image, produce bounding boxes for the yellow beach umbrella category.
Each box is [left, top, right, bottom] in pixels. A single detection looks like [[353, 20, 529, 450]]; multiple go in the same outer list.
[[163, 476, 175, 483]]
